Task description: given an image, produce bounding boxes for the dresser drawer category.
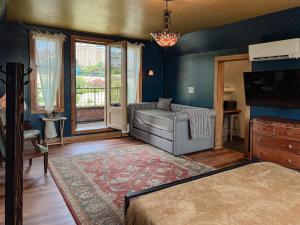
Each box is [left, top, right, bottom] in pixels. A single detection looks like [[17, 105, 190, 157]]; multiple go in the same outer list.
[[253, 134, 300, 155], [252, 122, 274, 136], [253, 146, 300, 169], [275, 127, 300, 140]]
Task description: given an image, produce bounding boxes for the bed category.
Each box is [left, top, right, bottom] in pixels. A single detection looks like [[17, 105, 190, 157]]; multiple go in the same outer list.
[[124, 158, 300, 225]]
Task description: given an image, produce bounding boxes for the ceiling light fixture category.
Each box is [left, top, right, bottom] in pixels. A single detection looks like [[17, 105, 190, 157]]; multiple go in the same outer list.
[[151, 0, 182, 48]]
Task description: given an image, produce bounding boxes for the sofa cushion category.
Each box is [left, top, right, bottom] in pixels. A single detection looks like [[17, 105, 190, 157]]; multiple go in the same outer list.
[[133, 120, 173, 141], [135, 109, 174, 132], [156, 98, 172, 111]]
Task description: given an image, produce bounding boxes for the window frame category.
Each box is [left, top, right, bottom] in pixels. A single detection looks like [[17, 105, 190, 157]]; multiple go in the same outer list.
[[70, 35, 113, 135], [29, 32, 65, 114]]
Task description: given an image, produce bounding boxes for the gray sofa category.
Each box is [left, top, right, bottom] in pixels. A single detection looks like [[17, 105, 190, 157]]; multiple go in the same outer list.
[[129, 102, 216, 156]]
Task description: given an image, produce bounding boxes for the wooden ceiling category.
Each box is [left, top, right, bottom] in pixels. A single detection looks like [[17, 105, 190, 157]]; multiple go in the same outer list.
[[6, 0, 300, 40]]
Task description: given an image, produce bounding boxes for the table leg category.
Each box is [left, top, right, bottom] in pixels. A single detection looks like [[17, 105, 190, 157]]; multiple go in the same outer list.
[[230, 114, 234, 142], [41, 119, 45, 146], [60, 120, 65, 147], [43, 135, 46, 146], [236, 116, 240, 137], [45, 125, 48, 148]]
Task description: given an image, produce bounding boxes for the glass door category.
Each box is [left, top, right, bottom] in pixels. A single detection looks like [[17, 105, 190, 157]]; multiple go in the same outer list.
[[74, 41, 107, 132], [106, 41, 128, 130], [71, 35, 112, 135]]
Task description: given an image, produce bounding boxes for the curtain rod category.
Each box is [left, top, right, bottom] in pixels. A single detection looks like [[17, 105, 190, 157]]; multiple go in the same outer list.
[[128, 41, 145, 47]]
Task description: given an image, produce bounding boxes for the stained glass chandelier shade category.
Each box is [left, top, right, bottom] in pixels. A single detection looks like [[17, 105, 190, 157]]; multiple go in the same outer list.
[[151, 0, 182, 47]]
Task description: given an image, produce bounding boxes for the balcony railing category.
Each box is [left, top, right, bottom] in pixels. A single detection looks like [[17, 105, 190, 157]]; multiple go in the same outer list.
[[76, 87, 120, 107], [37, 87, 120, 108], [76, 87, 105, 107]]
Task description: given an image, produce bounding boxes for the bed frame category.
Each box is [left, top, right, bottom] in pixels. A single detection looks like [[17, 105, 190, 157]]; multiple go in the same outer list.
[[124, 159, 259, 215]]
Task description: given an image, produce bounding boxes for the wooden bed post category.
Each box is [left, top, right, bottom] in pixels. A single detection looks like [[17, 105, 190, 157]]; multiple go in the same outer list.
[[5, 63, 24, 225]]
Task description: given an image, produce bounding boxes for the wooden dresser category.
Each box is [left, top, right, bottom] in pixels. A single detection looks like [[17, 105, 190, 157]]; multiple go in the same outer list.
[[251, 117, 300, 169]]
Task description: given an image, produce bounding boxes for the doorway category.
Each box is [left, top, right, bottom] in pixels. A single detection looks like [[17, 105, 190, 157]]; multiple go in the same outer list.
[[71, 36, 143, 135], [214, 54, 252, 157], [71, 36, 111, 134]]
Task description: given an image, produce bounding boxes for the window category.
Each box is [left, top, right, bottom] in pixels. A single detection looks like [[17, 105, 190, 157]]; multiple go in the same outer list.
[[127, 43, 143, 104], [110, 46, 122, 107], [30, 32, 65, 114]]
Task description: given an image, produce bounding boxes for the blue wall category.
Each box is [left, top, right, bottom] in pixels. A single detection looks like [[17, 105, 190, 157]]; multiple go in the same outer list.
[[164, 48, 246, 108], [0, 22, 164, 136], [142, 43, 164, 101], [164, 7, 300, 120]]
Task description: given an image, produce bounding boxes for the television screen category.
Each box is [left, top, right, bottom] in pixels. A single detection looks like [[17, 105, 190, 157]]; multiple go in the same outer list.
[[243, 69, 300, 108]]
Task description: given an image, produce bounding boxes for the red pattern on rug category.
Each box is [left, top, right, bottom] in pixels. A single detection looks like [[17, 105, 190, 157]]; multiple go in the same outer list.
[[49, 144, 212, 225], [79, 148, 193, 208]]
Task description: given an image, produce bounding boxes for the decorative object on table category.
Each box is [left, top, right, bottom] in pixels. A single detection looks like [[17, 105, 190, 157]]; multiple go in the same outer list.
[[224, 100, 237, 110], [49, 144, 213, 225], [150, 0, 182, 47], [51, 111, 60, 118], [41, 116, 67, 147], [32, 31, 66, 139]]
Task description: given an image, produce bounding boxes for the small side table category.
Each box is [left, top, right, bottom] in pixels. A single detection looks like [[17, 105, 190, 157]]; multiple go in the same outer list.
[[224, 109, 241, 141], [41, 116, 67, 147]]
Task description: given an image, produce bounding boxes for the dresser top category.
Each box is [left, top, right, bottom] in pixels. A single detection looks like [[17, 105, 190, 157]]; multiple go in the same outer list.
[[252, 116, 300, 128]]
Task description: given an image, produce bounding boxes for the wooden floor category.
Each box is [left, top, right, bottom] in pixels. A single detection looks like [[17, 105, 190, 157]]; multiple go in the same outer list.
[[0, 136, 245, 225], [186, 147, 245, 169]]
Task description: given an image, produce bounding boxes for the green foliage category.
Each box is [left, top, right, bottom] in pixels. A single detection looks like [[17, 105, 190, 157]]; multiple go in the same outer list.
[[111, 68, 121, 74], [76, 77, 89, 88], [77, 62, 105, 77]]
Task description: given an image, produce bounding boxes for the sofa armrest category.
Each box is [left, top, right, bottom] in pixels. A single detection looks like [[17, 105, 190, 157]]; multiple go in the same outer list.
[[174, 109, 216, 123], [129, 102, 157, 134], [174, 112, 189, 122]]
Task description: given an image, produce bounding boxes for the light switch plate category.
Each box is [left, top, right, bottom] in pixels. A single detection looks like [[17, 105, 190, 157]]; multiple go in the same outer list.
[[188, 87, 195, 94]]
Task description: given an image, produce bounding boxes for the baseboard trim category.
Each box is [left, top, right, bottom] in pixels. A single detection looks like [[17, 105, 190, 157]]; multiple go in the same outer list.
[[47, 131, 123, 146]]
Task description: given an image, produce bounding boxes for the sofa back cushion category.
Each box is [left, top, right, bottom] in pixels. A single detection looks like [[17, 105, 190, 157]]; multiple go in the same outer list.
[[170, 103, 198, 112], [156, 98, 172, 111]]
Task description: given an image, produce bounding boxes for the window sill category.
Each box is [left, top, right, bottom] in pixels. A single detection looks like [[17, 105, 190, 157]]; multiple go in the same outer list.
[[31, 107, 65, 114]]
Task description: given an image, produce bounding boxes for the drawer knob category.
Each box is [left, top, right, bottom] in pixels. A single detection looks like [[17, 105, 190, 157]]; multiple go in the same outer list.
[[288, 144, 293, 149], [287, 159, 292, 164]]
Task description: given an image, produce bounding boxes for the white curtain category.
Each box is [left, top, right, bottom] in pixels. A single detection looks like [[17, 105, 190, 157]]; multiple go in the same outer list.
[[32, 32, 66, 138], [127, 42, 143, 104]]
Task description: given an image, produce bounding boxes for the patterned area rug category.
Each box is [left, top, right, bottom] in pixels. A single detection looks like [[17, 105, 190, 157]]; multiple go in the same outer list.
[[49, 144, 213, 225]]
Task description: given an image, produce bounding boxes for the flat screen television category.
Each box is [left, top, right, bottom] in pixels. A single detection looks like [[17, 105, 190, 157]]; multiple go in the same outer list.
[[243, 69, 300, 109]]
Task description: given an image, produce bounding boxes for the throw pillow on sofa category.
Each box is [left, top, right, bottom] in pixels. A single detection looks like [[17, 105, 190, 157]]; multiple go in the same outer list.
[[156, 97, 172, 111]]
